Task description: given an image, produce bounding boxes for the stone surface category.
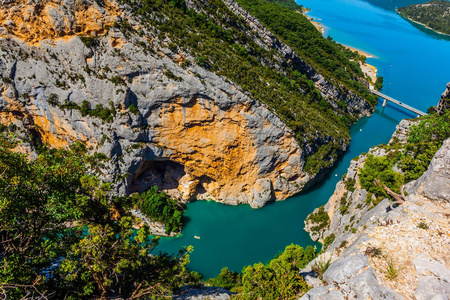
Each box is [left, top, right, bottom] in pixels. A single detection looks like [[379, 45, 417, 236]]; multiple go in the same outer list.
[[299, 286, 345, 300], [414, 276, 450, 300], [0, 0, 121, 44], [302, 118, 450, 299], [346, 268, 401, 299], [173, 286, 232, 300], [322, 254, 369, 284], [407, 138, 450, 203], [436, 82, 450, 115]]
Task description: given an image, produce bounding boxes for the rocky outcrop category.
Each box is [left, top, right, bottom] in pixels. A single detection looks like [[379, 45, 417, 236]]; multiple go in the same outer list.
[[173, 286, 232, 300], [0, 0, 320, 208], [302, 121, 450, 299], [0, 0, 121, 44], [436, 82, 450, 114], [407, 135, 450, 202]]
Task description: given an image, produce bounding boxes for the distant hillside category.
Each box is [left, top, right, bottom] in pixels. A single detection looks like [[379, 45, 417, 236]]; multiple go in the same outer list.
[[398, 0, 450, 35]]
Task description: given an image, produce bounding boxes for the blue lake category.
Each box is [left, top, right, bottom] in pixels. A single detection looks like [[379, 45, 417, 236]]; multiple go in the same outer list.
[[156, 0, 450, 279]]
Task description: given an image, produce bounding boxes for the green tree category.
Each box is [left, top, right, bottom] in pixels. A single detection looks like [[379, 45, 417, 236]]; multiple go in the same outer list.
[[374, 76, 383, 90], [0, 137, 197, 299], [234, 244, 315, 299]]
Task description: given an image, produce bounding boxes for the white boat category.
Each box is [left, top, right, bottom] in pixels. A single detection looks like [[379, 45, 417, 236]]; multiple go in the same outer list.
[[194, 236, 200, 239]]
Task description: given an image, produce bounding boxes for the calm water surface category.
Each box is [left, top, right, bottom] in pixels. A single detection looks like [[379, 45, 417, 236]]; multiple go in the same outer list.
[[156, 0, 450, 279]]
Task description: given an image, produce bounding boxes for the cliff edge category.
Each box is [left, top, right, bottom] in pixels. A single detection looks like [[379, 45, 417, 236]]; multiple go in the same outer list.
[[302, 114, 450, 298]]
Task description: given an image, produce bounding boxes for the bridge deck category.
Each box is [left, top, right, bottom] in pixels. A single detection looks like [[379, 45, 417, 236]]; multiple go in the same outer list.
[[370, 89, 427, 117]]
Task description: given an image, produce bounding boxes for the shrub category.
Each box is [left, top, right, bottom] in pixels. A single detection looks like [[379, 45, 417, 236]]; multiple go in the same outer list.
[[135, 186, 184, 234], [48, 93, 59, 106], [306, 205, 330, 232], [418, 221, 429, 230], [80, 36, 98, 48], [365, 246, 382, 257], [237, 244, 315, 299], [207, 267, 242, 291], [322, 233, 335, 251], [384, 258, 398, 280], [128, 103, 139, 114], [312, 256, 331, 277]]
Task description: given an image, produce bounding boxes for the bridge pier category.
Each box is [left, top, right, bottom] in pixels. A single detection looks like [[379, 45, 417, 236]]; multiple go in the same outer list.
[[382, 99, 387, 107]]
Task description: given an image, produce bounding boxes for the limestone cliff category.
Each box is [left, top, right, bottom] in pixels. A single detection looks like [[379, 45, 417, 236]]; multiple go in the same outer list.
[[436, 82, 450, 115], [302, 120, 450, 299], [0, 0, 372, 207]]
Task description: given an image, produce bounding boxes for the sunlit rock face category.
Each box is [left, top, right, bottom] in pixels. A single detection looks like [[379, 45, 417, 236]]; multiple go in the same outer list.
[[0, 0, 315, 208], [0, 0, 121, 44]]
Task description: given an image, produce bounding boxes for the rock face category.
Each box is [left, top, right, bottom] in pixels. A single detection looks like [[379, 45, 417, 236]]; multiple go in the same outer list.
[[0, 0, 319, 208], [0, 0, 373, 208], [302, 121, 450, 299], [436, 82, 450, 114], [173, 286, 232, 300], [0, 0, 120, 44]]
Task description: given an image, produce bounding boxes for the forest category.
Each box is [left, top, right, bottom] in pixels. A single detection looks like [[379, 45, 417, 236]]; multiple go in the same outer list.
[[398, 0, 450, 35]]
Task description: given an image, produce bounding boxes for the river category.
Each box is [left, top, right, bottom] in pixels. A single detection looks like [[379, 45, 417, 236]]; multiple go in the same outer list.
[[156, 0, 450, 279]]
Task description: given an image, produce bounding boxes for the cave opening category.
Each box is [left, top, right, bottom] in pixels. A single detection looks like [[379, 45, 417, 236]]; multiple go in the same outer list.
[[130, 160, 185, 193], [129, 160, 214, 201]]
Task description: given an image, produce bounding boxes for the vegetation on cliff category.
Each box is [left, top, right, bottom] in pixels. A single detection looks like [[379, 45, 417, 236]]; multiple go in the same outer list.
[[268, 0, 303, 10], [131, 186, 184, 234], [359, 109, 450, 203], [235, 0, 375, 100], [117, 0, 376, 173], [0, 137, 199, 299], [398, 0, 450, 35]]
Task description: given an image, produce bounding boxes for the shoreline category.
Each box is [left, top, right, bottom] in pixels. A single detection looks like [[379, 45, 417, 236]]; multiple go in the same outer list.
[[341, 44, 376, 59], [302, 11, 378, 83], [397, 11, 450, 37], [360, 62, 378, 84], [300, 11, 325, 34]]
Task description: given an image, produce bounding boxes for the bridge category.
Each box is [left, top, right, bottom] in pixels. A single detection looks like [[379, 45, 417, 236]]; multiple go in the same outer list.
[[370, 89, 427, 117]]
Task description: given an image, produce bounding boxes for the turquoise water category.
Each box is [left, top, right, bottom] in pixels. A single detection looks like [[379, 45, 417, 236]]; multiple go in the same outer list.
[[156, 0, 450, 279]]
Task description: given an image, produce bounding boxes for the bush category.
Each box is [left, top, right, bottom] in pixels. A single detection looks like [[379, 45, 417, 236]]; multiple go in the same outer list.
[[322, 234, 335, 251], [236, 244, 315, 299], [135, 186, 184, 233], [207, 267, 242, 291], [80, 36, 98, 48], [128, 103, 139, 114], [306, 205, 330, 232]]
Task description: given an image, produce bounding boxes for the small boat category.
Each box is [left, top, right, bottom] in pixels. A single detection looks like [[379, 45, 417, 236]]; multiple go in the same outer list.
[[194, 236, 200, 239]]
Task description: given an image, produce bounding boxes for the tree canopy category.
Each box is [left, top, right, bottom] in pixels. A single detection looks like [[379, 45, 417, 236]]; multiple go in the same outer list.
[[0, 137, 199, 299]]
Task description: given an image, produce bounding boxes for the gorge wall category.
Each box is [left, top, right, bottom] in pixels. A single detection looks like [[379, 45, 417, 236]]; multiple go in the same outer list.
[[302, 116, 450, 298], [436, 82, 450, 114], [0, 0, 372, 207]]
